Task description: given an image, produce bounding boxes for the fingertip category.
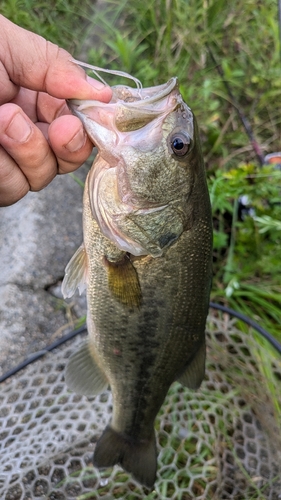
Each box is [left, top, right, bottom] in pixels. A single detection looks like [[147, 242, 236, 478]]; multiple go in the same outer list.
[[45, 53, 113, 102], [48, 115, 89, 153], [85, 76, 113, 102], [0, 148, 30, 206], [48, 115, 93, 174], [0, 106, 58, 192], [64, 126, 87, 153]]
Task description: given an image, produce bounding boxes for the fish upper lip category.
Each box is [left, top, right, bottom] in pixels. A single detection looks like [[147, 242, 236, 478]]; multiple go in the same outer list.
[[118, 77, 178, 107], [68, 77, 178, 109]]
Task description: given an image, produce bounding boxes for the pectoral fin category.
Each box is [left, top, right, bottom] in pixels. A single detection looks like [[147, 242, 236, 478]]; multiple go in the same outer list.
[[61, 244, 88, 298], [177, 340, 206, 390], [65, 340, 108, 396], [105, 254, 142, 308]]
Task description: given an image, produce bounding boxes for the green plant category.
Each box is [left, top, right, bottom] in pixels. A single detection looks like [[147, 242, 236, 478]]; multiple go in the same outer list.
[[84, 0, 280, 166], [1, 0, 96, 53], [209, 162, 281, 341]]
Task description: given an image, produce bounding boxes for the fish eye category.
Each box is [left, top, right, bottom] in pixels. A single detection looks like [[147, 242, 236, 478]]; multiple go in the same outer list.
[[170, 132, 191, 157]]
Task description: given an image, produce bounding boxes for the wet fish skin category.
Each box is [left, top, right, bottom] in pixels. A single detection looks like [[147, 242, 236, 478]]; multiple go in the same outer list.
[[62, 79, 213, 488]]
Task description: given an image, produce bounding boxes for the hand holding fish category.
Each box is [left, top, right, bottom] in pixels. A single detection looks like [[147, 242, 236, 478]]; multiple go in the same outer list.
[[0, 15, 112, 207]]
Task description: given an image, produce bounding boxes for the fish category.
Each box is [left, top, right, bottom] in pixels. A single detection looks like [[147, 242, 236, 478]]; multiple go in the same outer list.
[[62, 75, 213, 488]]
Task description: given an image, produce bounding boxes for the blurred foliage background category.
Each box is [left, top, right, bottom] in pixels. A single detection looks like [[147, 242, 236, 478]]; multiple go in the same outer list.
[[2, 0, 281, 342]]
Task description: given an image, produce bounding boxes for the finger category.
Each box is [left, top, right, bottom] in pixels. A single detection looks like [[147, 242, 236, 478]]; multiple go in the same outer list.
[[48, 115, 93, 174], [11, 87, 68, 124], [0, 15, 112, 103], [0, 103, 58, 192], [10, 89, 93, 174], [0, 147, 29, 206], [36, 91, 69, 123]]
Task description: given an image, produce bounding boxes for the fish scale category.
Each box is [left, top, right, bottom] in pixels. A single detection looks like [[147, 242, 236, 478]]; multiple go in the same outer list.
[[62, 76, 213, 487]]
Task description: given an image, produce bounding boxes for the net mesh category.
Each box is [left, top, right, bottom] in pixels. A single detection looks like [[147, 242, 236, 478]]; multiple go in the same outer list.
[[1, 314, 280, 500]]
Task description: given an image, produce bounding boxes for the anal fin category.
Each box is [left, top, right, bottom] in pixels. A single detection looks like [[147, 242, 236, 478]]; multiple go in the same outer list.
[[177, 340, 206, 390], [65, 340, 108, 396]]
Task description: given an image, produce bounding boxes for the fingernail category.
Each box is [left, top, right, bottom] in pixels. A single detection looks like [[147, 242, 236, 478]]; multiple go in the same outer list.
[[86, 75, 107, 91], [65, 128, 87, 152], [6, 113, 32, 142]]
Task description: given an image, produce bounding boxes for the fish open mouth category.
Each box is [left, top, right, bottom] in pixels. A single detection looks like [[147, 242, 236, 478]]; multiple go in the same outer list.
[[70, 59, 178, 108], [110, 77, 178, 105], [67, 73, 184, 153], [68, 77, 179, 115]]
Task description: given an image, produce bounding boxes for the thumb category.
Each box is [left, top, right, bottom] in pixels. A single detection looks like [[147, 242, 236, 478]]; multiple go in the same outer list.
[[0, 15, 112, 102]]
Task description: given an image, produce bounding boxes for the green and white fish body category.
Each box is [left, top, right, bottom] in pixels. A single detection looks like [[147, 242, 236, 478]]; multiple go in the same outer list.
[[62, 77, 213, 488]]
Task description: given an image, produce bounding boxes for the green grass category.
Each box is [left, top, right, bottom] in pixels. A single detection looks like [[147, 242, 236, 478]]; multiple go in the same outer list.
[[84, 0, 280, 162], [1, 0, 96, 53]]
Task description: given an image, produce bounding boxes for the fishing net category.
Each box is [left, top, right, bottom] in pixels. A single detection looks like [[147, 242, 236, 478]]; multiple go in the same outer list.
[[1, 314, 280, 500]]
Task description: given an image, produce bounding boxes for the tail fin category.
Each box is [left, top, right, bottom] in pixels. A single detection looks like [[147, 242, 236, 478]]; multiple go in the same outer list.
[[93, 425, 157, 488]]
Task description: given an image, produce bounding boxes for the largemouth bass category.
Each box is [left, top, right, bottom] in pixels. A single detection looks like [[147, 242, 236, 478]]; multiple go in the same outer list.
[[62, 75, 213, 488]]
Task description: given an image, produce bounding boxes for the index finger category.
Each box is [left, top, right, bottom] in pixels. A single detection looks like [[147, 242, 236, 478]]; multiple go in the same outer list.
[[0, 15, 112, 103]]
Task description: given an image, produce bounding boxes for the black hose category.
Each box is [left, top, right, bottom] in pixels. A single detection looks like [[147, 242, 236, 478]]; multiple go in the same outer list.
[[209, 302, 281, 354], [0, 304, 280, 384], [0, 324, 87, 383]]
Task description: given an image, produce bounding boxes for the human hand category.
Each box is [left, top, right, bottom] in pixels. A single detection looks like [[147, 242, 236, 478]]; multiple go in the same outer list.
[[0, 15, 112, 206]]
